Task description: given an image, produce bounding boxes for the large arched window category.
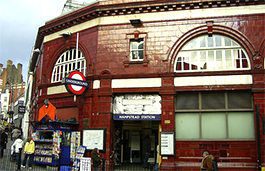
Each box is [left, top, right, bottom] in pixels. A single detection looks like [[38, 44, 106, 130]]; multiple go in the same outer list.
[[174, 34, 251, 72], [51, 48, 86, 83]]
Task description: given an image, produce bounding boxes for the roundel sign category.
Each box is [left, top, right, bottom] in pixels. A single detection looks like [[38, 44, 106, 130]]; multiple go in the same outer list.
[[62, 71, 89, 95]]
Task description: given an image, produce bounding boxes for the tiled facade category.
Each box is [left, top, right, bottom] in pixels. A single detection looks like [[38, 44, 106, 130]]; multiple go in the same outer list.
[[30, 0, 265, 170]]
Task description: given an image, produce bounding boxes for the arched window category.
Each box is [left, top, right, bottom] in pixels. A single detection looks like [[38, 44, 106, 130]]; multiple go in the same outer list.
[[51, 48, 86, 83], [174, 34, 251, 72]]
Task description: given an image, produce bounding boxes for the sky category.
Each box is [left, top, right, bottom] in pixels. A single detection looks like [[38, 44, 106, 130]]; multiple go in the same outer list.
[[0, 0, 94, 82]]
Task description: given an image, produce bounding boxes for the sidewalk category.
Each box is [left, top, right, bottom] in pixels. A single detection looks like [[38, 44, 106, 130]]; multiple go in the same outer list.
[[0, 136, 58, 171]]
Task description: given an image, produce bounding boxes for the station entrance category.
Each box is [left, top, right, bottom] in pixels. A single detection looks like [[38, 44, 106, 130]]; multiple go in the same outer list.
[[113, 120, 160, 166]]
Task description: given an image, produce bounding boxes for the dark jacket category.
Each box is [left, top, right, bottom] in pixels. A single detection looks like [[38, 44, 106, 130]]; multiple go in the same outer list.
[[0, 131, 8, 149], [202, 156, 213, 171], [92, 153, 101, 167]]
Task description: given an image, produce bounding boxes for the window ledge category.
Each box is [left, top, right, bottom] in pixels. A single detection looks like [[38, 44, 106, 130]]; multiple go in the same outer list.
[[123, 59, 149, 67]]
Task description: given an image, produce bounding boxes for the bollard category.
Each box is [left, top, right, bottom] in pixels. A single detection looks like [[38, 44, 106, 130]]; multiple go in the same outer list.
[[102, 158, 106, 171], [17, 148, 22, 171]]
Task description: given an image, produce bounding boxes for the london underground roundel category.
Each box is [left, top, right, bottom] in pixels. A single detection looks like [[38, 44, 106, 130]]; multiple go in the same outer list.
[[62, 71, 89, 95]]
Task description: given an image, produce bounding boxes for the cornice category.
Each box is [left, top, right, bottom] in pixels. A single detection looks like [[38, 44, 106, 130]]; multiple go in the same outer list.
[[30, 0, 264, 72], [39, 0, 265, 36]]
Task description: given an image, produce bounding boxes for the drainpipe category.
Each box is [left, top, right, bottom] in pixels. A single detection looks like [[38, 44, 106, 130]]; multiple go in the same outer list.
[[255, 105, 261, 171]]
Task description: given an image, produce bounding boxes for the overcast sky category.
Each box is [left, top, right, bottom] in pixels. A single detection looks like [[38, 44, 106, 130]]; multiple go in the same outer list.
[[0, 0, 94, 82]]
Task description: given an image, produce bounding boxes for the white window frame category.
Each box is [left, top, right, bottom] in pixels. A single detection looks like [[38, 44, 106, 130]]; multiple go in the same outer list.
[[174, 34, 251, 72], [130, 38, 144, 61], [51, 48, 86, 83]]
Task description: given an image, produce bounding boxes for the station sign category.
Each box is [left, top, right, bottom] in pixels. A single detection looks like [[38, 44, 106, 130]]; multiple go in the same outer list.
[[62, 71, 89, 95], [113, 114, 161, 120]]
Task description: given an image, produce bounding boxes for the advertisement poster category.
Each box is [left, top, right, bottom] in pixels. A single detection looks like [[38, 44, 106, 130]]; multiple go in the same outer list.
[[160, 132, 175, 156]]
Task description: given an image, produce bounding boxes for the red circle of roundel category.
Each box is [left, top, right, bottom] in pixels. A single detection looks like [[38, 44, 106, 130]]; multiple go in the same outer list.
[[66, 71, 86, 95]]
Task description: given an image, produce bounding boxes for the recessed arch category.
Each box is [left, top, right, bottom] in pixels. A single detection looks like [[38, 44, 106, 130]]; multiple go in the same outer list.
[[48, 41, 91, 83], [167, 24, 256, 72]]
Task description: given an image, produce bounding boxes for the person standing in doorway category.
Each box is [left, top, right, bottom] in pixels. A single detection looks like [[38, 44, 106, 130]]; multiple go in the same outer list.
[[142, 135, 151, 169], [0, 129, 8, 158], [21, 137, 35, 170], [91, 148, 101, 171]]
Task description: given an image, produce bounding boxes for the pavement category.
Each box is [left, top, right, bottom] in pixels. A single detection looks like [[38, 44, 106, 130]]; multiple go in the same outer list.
[[0, 136, 58, 171]]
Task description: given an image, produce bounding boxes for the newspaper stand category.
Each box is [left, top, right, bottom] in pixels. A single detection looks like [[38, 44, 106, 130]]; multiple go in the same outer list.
[[30, 120, 79, 166], [71, 145, 86, 171]]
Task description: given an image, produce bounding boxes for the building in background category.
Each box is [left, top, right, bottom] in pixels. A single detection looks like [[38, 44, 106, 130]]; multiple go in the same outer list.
[[28, 0, 265, 170], [0, 60, 25, 122]]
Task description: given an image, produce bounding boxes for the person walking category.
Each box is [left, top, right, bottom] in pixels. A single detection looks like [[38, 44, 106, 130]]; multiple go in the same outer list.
[[142, 135, 151, 169], [91, 148, 101, 171], [11, 136, 24, 166], [154, 144, 160, 170], [0, 129, 8, 158], [21, 137, 35, 170], [12, 125, 21, 141], [201, 151, 213, 171]]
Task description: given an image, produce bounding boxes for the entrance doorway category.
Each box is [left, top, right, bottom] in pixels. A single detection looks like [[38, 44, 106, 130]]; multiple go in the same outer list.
[[113, 120, 160, 166]]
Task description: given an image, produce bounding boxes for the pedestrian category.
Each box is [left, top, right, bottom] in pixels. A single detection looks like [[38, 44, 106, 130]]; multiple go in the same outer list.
[[209, 155, 218, 171], [12, 125, 21, 141], [91, 148, 101, 171], [10, 123, 15, 140], [154, 144, 160, 170], [201, 151, 213, 171], [11, 135, 24, 166], [21, 137, 35, 170], [0, 129, 8, 158], [142, 135, 151, 169]]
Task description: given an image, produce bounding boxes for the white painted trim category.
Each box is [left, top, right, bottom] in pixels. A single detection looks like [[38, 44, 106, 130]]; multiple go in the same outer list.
[[43, 5, 265, 43], [93, 80, 100, 89], [112, 78, 161, 88], [174, 75, 253, 86], [47, 85, 67, 95]]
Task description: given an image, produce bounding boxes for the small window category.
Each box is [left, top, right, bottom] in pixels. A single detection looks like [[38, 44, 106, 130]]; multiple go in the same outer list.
[[130, 38, 144, 61]]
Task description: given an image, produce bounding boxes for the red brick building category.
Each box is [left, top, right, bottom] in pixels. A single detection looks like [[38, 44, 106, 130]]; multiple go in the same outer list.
[[29, 0, 265, 170]]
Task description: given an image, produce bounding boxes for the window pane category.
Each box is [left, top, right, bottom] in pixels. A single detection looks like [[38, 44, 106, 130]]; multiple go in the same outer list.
[[139, 50, 143, 59], [189, 40, 197, 49], [138, 42, 143, 49], [191, 52, 198, 70], [224, 37, 231, 46], [201, 112, 227, 139], [201, 92, 225, 109], [215, 35, 222, 47], [228, 112, 255, 139], [200, 51, 206, 70], [175, 113, 200, 139], [199, 36, 206, 47], [176, 92, 199, 109], [131, 42, 138, 49], [207, 36, 214, 47], [227, 91, 252, 109], [176, 57, 182, 70], [216, 50, 223, 69]]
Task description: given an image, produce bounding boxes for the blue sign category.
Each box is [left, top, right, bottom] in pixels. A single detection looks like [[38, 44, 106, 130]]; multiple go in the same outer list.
[[63, 77, 89, 87], [114, 114, 161, 120]]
